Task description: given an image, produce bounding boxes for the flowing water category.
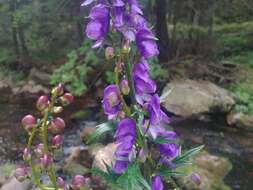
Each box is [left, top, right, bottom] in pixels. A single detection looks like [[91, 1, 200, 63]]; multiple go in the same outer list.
[[0, 103, 252, 189]]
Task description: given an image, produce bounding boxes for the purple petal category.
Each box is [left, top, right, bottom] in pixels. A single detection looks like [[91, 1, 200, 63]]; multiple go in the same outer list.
[[152, 175, 164, 190]]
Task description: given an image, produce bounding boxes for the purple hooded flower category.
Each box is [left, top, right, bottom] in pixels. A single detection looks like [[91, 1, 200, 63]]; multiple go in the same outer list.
[[113, 118, 136, 174], [158, 143, 179, 159], [86, 4, 110, 48], [102, 85, 121, 119], [136, 29, 159, 58], [152, 175, 164, 190], [133, 58, 157, 105], [147, 94, 171, 139]]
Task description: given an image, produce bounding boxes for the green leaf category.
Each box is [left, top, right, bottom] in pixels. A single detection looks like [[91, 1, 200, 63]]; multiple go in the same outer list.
[[117, 162, 151, 190], [86, 122, 116, 144], [153, 136, 176, 144], [158, 166, 186, 177], [173, 145, 204, 165]]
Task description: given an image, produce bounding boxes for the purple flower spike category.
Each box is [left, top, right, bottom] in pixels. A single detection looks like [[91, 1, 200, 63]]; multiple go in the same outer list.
[[152, 175, 164, 190], [102, 84, 121, 119], [113, 118, 136, 174], [86, 4, 110, 48], [133, 58, 157, 105], [136, 29, 159, 58], [158, 143, 179, 159]]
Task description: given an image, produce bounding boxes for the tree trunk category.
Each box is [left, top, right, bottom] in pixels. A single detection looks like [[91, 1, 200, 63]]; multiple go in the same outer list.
[[156, 0, 171, 62]]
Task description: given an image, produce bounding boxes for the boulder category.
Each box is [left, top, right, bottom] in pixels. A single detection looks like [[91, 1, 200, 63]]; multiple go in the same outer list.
[[0, 177, 32, 190], [178, 151, 232, 190], [162, 80, 235, 117], [227, 112, 253, 131]]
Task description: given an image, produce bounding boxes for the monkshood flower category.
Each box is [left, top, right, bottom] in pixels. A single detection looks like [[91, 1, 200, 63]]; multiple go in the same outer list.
[[147, 94, 171, 139], [133, 58, 156, 105], [113, 118, 136, 174], [102, 84, 121, 119], [86, 4, 110, 48], [136, 28, 159, 58], [158, 143, 179, 160], [152, 175, 164, 190]]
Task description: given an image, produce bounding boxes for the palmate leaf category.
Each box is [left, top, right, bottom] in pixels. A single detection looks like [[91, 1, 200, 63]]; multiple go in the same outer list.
[[173, 145, 204, 165], [117, 162, 151, 190], [86, 122, 116, 144]]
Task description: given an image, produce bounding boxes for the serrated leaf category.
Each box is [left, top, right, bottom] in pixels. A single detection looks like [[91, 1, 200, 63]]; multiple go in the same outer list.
[[116, 162, 151, 190], [86, 122, 116, 144], [173, 145, 204, 165]]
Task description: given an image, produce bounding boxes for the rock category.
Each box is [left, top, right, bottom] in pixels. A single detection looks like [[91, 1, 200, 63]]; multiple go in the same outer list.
[[0, 177, 32, 190], [162, 80, 235, 117], [92, 143, 117, 172], [28, 68, 51, 86], [0, 81, 12, 103], [227, 112, 253, 131], [178, 151, 232, 190]]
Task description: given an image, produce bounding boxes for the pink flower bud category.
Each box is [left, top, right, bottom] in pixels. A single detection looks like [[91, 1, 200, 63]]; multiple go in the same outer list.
[[52, 135, 64, 149], [34, 143, 45, 157], [71, 175, 86, 190], [191, 173, 201, 185], [14, 167, 28, 182], [60, 93, 74, 106], [138, 148, 147, 162], [55, 83, 64, 96], [36, 96, 49, 111], [120, 79, 130, 95], [48, 117, 66, 134], [21, 115, 37, 132], [57, 177, 69, 190], [105, 47, 115, 60], [40, 154, 53, 169], [23, 147, 31, 161]]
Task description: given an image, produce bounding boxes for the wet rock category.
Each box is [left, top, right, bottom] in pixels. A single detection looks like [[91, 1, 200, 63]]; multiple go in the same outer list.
[[0, 81, 12, 103], [162, 80, 235, 117], [28, 68, 51, 86], [92, 143, 117, 172], [178, 151, 232, 190], [0, 177, 32, 190], [227, 112, 253, 131]]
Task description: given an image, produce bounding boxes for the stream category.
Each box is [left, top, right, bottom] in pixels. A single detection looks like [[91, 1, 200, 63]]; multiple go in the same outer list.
[[0, 103, 252, 189]]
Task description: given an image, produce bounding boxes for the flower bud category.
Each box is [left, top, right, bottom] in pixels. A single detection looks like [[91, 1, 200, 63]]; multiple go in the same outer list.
[[191, 173, 201, 185], [40, 154, 53, 170], [52, 135, 64, 149], [14, 167, 28, 182], [122, 41, 131, 54], [57, 177, 69, 190], [35, 143, 45, 157], [23, 147, 31, 161], [120, 79, 130, 95], [71, 175, 86, 190], [60, 93, 74, 106], [53, 106, 64, 114], [105, 47, 115, 60], [48, 117, 66, 134], [21, 115, 36, 132], [54, 83, 64, 96], [138, 148, 147, 162], [36, 96, 49, 111]]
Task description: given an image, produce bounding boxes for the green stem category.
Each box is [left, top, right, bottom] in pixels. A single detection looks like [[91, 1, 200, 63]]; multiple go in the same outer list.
[[125, 60, 136, 105]]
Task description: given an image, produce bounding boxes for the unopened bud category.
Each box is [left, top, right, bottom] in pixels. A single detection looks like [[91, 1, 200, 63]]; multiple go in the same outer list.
[[138, 148, 147, 162], [23, 147, 31, 161], [14, 167, 28, 182], [36, 96, 49, 111], [120, 79, 130, 95], [71, 175, 87, 190], [35, 143, 45, 157], [55, 83, 64, 96], [105, 47, 115, 60], [57, 177, 69, 190], [191, 173, 201, 185], [21, 115, 36, 132], [52, 135, 64, 149], [60, 93, 74, 106], [122, 41, 131, 54], [40, 154, 53, 169], [53, 106, 64, 114], [48, 117, 66, 134]]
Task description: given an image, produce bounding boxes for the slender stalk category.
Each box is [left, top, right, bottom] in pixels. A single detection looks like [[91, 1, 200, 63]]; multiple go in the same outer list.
[[125, 60, 136, 105]]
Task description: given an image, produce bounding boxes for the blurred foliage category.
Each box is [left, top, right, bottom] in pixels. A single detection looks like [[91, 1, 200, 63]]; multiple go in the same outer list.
[[51, 41, 99, 96]]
